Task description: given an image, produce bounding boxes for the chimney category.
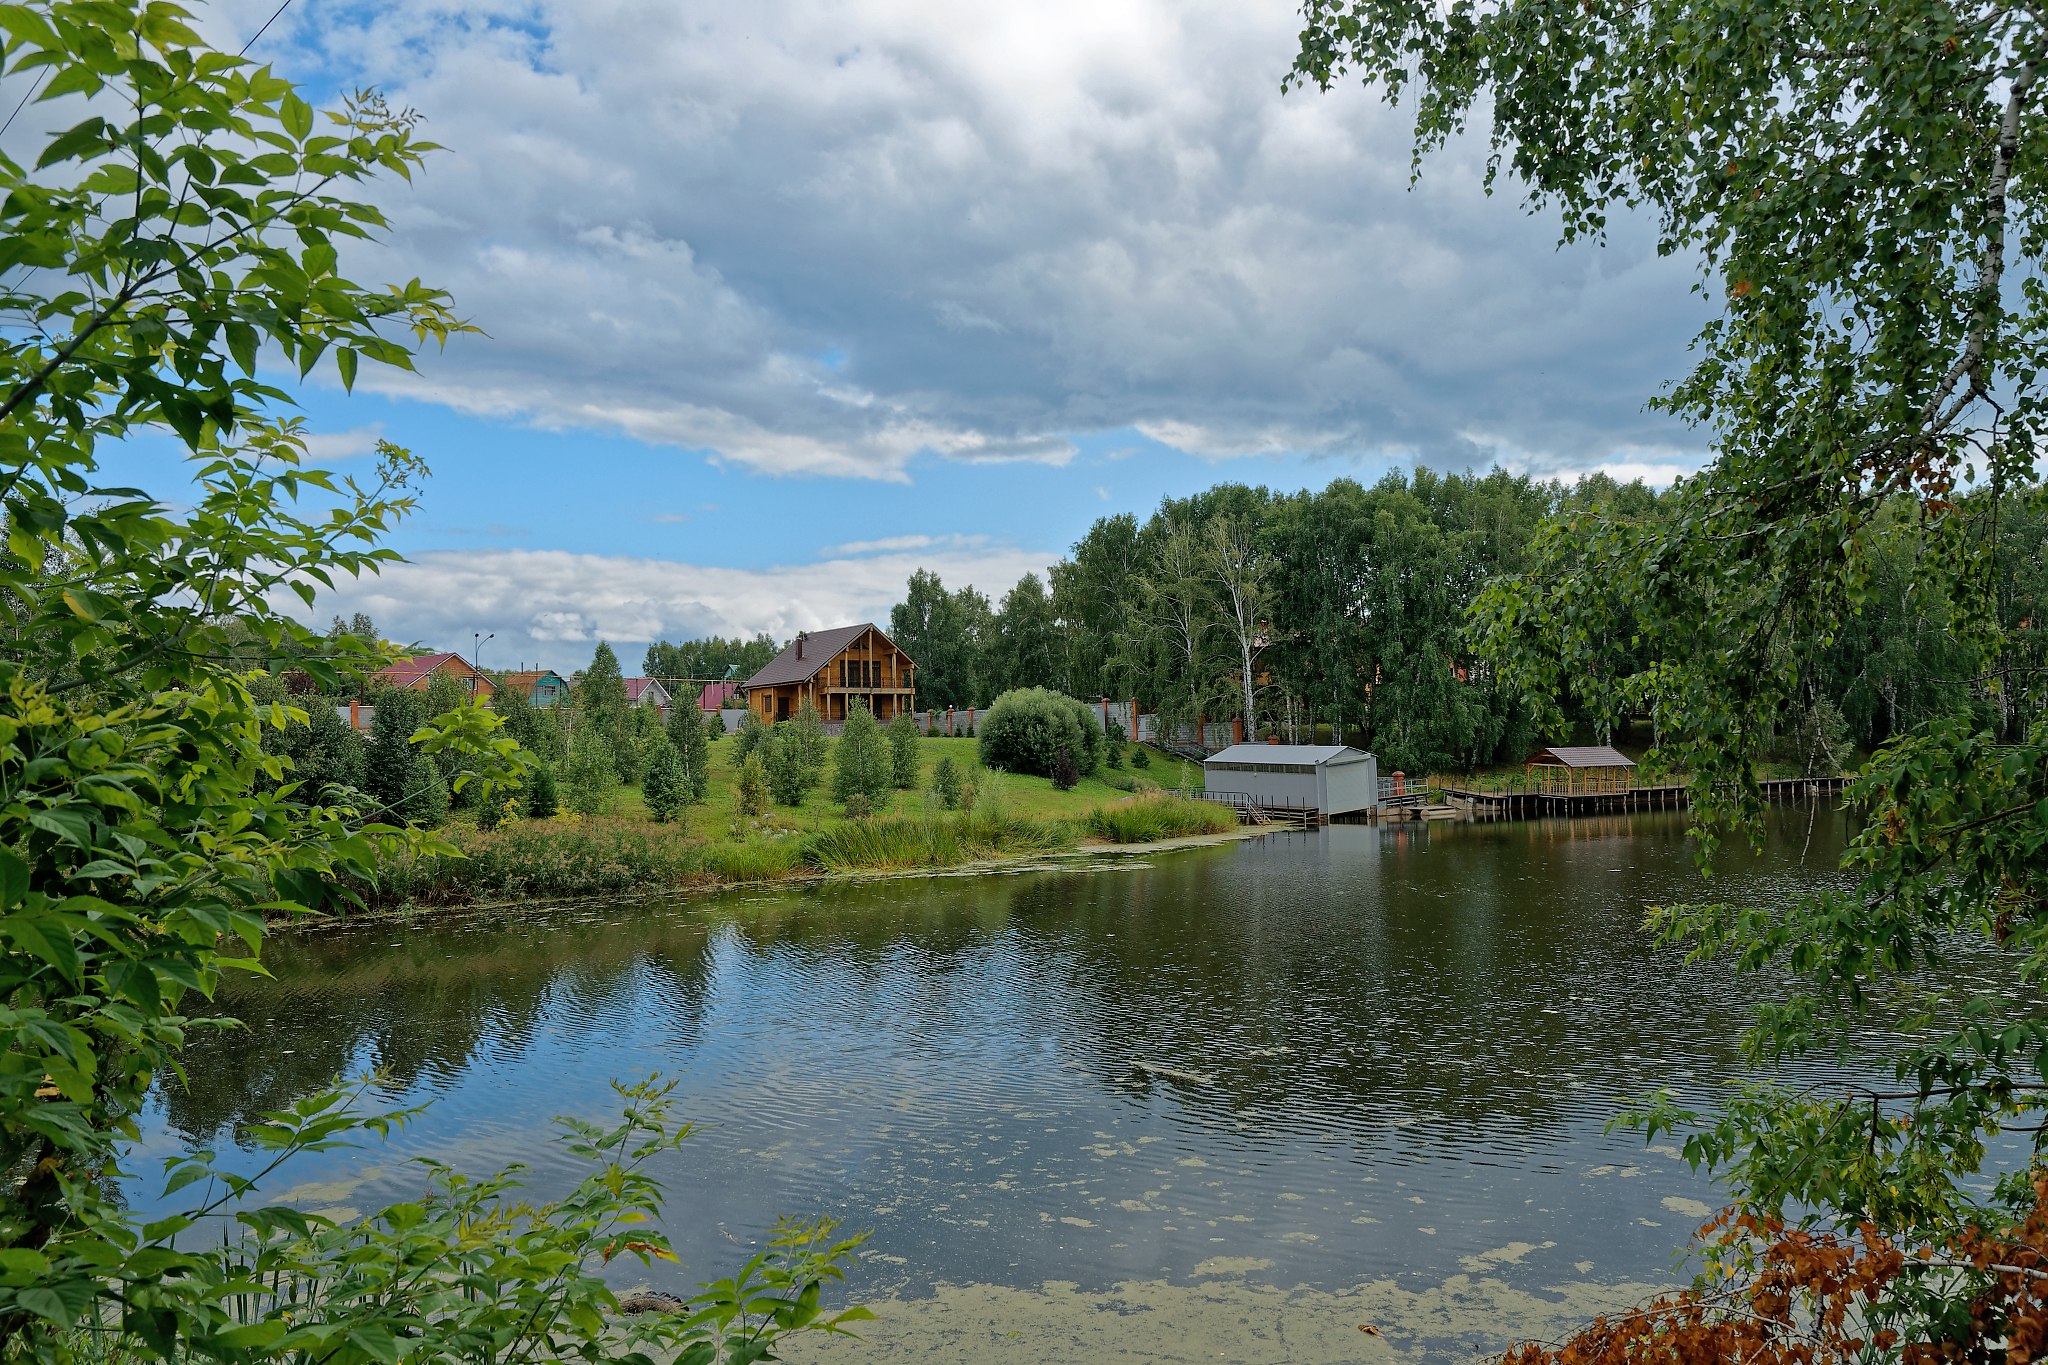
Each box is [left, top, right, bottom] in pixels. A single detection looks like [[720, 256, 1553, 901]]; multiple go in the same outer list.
[[797, 632, 807, 660]]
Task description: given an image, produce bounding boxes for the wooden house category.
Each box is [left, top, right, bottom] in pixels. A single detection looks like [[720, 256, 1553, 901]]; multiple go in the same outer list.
[[369, 651, 494, 701], [498, 668, 571, 708], [744, 624, 915, 724]]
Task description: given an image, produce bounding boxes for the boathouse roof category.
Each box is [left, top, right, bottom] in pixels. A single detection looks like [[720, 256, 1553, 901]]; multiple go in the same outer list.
[[1527, 745, 1635, 768], [1204, 744, 1373, 769]]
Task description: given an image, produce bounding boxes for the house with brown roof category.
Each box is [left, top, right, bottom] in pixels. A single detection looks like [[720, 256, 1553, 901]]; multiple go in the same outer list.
[[744, 624, 915, 724], [498, 668, 571, 708], [369, 651, 495, 701]]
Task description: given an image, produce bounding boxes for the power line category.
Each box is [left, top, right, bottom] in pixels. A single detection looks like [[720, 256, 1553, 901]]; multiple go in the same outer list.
[[0, 0, 298, 142], [239, 0, 297, 56]]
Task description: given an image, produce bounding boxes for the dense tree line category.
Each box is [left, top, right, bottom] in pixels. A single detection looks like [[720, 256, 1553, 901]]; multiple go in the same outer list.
[[642, 633, 779, 686], [887, 471, 2048, 774], [893, 469, 1567, 771]]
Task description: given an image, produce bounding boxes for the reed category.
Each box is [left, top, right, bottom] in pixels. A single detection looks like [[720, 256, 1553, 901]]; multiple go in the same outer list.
[[1085, 794, 1237, 843]]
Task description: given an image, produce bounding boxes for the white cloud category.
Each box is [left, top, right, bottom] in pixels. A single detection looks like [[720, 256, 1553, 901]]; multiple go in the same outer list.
[[299, 424, 385, 461], [303, 542, 1056, 673], [820, 532, 990, 556], [215, 0, 1709, 483]]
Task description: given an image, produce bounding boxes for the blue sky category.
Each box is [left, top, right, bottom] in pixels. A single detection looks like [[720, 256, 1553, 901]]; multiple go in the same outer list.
[[106, 0, 1719, 673]]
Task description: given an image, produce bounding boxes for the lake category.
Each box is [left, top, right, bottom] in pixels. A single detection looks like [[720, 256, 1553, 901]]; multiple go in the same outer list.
[[137, 805, 1860, 1361]]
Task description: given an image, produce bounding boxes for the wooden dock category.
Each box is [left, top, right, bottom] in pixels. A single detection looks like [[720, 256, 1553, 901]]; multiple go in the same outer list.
[[1436, 775, 1847, 820]]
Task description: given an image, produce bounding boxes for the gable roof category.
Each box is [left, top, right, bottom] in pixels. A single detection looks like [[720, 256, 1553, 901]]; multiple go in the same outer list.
[[1205, 744, 1373, 768], [696, 681, 741, 710], [1529, 745, 1635, 768], [623, 677, 670, 704], [744, 623, 912, 689], [500, 668, 568, 694], [372, 651, 475, 689]]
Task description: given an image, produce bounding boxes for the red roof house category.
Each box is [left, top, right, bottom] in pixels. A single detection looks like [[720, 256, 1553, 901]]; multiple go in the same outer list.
[[369, 651, 495, 700], [696, 681, 741, 712]]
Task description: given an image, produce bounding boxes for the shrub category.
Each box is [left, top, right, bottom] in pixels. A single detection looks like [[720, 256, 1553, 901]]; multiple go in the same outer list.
[[1106, 740, 1124, 769], [929, 756, 963, 810], [733, 710, 769, 762], [1131, 743, 1151, 769], [1099, 769, 1139, 792], [704, 708, 727, 740], [410, 753, 452, 826], [1086, 794, 1237, 843], [736, 750, 770, 816], [887, 712, 920, 788], [843, 792, 872, 820], [642, 736, 688, 823], [832, 701, 892, 807], [527, 762, 560, 819], [1051, 745, 1080, 791], [363, 686, 422, 817], [977, 687, 1102, 778]]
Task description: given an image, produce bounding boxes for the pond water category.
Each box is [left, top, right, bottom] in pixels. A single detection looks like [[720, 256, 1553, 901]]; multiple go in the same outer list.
[[136, 806, 1862, 1361]]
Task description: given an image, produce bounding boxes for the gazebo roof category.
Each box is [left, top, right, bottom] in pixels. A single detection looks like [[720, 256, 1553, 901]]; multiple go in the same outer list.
[[1528, 745, 1635, 769]]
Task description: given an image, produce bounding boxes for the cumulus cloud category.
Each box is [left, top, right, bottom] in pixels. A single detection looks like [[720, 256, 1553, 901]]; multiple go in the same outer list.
[[298, 424, 385, 461], [198, 0, 1708, 483], [303, 542, 1057, 672]]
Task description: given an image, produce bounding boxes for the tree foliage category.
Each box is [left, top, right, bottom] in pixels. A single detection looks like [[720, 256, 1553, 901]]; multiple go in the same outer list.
[[830, 701, 892, 808], [887, 711, 920, 789], [642, 633, 778, 688], [1294, 0, 2048, 1348], [641, 735, 686, 823], [667, 700, 712, 804]]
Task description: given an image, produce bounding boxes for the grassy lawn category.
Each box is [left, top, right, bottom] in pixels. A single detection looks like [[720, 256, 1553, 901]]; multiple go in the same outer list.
[[611, 734, 1202, 830]]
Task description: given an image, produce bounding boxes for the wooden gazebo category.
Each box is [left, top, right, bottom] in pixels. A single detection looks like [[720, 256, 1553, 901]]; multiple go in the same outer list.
[[1525, 745, 1635, 795]]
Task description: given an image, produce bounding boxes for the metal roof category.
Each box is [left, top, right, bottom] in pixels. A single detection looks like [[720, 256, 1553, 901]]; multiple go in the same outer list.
[[372, 652, 477, 687], [1203, 744, 1373, 767], [744, 623, 911, 689], [623, 677, 670, 704], [1528, 745, 1635, 768]]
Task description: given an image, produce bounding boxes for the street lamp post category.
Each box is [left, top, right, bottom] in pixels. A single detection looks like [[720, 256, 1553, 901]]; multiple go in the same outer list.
[[472, 631, 493, 698]]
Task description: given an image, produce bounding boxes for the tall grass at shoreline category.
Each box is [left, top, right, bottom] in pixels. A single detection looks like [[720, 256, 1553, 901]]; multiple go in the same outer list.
[[357, 780, 1218, 914], [804, 782, 1076, 872], [1086, 794, 1237, 843]]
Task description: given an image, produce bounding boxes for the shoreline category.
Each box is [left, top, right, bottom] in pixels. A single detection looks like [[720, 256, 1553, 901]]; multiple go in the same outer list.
[[296, 825, 1276, 934]]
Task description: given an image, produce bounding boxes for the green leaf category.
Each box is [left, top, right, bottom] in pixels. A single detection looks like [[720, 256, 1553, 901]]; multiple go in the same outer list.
[[280, 92, 314, 142]]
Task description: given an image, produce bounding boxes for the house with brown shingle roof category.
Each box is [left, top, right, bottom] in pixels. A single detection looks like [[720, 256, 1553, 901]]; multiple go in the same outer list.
[[744, 624, 915, 725], [369, 651, 495, 701]]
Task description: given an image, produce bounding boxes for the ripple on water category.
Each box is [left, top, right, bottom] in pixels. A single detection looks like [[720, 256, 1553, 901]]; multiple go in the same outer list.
[[136, 808, 1925, 1353]]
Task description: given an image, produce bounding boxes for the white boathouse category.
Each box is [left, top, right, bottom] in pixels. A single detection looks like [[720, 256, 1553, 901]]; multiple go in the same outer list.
[[1201, 744, 1380, 817]]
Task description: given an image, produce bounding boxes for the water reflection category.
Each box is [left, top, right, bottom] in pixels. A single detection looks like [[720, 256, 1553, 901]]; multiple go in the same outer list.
[[143, 807, 1858, 1318]]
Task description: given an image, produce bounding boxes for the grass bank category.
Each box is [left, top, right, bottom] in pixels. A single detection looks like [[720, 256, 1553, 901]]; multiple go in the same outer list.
[[1086, 793, 1237, 843], [358, 736, 1222, 913]]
